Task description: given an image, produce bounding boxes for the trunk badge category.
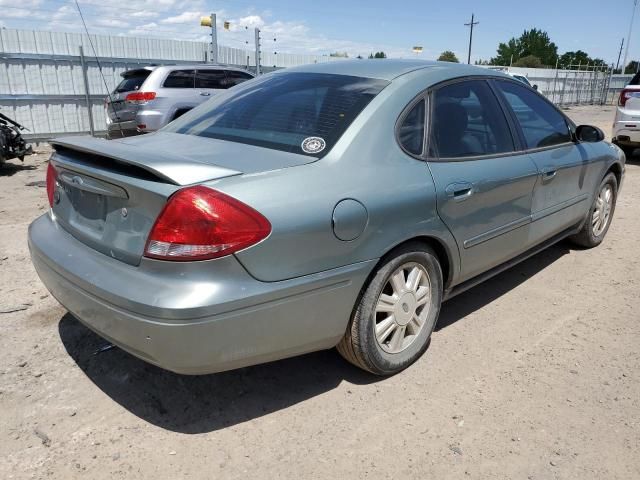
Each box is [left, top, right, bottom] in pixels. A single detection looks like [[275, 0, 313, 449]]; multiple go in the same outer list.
[[121, 208, 128, 218]]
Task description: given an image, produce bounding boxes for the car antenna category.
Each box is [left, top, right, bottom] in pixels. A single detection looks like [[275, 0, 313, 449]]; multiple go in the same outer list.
[[74, 0, 125, 139]]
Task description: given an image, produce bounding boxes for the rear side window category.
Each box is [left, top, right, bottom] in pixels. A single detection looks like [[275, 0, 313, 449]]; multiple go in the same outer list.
[[495, 80, 571, 149], [398, 99, 425, 156], [163, 70, 195, 88], [226, 70, 254, 86], [114, 70, 150, 93], [195, 69, 227, 89], [429, 80, 514, 158], [164, 72, 388, 157]]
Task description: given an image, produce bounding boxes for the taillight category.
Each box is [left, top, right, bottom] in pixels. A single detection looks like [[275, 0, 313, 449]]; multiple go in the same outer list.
[[125, 91, 156, 103], [619, 89, 636, 108], [144, 186, 271, 261], [46, 162, 57, 207]]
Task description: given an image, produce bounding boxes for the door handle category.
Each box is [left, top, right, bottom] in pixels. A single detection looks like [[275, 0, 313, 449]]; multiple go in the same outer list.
[[541, 167, 557, 181], [445, 182, 474, 202], [199, 92, 211, 96]]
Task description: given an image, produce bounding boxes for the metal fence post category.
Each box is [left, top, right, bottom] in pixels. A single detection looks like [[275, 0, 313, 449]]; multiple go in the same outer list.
[[78, 46, 95, 137]]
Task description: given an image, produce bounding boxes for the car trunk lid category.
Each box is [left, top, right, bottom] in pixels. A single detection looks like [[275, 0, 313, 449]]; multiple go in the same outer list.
[[48, 133, 314, 265], [106, 69, 152, 123]]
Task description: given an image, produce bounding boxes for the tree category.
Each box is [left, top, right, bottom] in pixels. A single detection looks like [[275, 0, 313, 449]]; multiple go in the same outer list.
[[369, 51, 387, 59], [329, 52, 349, 58], [490, 28, 558, 67], [625, 61, 639, 74], [558, 50, 606, 69], [437, 51, 459, 63], [514, 55, 542, 68]]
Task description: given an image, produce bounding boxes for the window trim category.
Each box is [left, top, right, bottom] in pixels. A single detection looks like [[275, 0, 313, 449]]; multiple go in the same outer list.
[[424, 76, 520, 162], [489, 78, 577, 155], [394, 94, 429, 159]]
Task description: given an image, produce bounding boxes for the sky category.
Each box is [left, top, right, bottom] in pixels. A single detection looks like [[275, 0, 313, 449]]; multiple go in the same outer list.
[[0, 0, 638, 66]]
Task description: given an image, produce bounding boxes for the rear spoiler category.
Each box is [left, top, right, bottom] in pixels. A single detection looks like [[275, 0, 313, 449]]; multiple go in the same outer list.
[[50, 136, 242, 186]]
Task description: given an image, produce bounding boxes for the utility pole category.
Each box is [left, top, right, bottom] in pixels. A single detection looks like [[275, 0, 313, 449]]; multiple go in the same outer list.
[[464, 13, 479, 64], [616, 38, 624, 72], [621, 0, 638, 73], [210, 13, 218, 64], [200, 14, 218, 63], [254, 28, 261, 76]]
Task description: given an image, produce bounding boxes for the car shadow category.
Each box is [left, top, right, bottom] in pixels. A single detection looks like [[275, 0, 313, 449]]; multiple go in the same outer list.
[[0, 163, 36, 177], [58, 242, 571, 434], [436, 242, 570, 331], [58, 314, 378, 434]]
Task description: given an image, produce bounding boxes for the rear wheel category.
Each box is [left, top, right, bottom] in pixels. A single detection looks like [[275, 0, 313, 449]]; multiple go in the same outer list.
[[570, 173, 618, 248], [337, 244, 443, 375]]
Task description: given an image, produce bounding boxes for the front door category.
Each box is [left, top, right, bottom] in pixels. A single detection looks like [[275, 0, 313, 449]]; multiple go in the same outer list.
[[426, 79, 539, 282], [493, 79, 593, 242]]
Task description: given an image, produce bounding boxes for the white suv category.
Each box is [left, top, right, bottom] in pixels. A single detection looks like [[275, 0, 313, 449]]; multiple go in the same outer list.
[[105, 65, 254, 139], [612, 72, 640, 158]]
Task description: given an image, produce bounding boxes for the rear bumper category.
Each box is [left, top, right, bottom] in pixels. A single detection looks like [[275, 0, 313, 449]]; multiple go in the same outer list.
[[106, 120, 141, 139], [613, 109, 640, 146], [29, 214, 374, 374]]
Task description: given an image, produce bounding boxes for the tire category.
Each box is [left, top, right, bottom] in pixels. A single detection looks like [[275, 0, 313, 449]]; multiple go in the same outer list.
[[622, 146, 637, 159], [570, 172, 618, 248], [337, 243, 443, 375]]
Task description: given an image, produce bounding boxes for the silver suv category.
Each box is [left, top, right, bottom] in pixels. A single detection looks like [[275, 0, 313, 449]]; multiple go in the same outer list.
[[105, 65, 254, 138]]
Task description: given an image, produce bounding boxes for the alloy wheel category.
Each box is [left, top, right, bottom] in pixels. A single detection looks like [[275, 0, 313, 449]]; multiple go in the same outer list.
[[592, 184, 613, 237], [374, 262, 432, 354]]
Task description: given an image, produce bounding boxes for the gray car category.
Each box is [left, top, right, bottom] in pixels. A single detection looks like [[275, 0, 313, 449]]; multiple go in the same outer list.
[[30, 60, 625, 376], [105, 64, 254, 138]]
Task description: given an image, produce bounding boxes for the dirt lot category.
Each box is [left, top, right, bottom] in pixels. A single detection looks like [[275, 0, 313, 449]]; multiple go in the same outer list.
[[1, 105, 638, 479]]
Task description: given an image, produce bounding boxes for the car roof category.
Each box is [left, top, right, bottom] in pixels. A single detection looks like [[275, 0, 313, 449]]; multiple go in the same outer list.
[[122, 64, 252, 75], [282, 59, 506, 81]]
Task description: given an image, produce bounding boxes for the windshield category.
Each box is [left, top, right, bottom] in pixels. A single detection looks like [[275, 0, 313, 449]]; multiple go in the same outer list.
[[630, 72, 640, 86], [114, 70, 151, 93], [164, 72, 389, 157]]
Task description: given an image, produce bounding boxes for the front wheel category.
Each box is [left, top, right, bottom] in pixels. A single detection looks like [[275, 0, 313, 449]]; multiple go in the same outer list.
[[570, 172, 618, 248], [337, 244, 443, 375]]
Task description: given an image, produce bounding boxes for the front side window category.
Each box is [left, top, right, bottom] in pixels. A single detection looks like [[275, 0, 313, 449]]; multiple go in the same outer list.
[[195, 69, 227, 89], [398, 99, 425, 156], [226, 70, 254, 87], [495, 80, 571, 149], [429, 80, 514, 158], [164, 72, 389, 157], [163, 70, 195, 88]]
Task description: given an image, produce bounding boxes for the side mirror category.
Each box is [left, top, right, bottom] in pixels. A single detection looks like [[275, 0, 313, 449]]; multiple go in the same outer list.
[[575, 125, 605, 143], [533, 84, 538, 91]]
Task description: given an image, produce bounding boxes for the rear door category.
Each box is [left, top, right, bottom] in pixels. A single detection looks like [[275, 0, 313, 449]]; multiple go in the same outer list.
[[426, 79, 539, 282], [492, 79, 592, 242], [157, 69, 199, 116]]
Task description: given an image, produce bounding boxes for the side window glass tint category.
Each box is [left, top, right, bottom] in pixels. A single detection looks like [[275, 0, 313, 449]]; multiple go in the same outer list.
[[226, 71, 254, 87], [196, 70, 227, 89], [429, 80, 514, 158], [163, 70, 195, 88], [398, 99, 425, 155], [496, 80, 571, 149]]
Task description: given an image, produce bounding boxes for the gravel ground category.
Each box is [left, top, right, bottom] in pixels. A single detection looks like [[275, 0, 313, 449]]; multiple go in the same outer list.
[[1, 105, 638, 479]]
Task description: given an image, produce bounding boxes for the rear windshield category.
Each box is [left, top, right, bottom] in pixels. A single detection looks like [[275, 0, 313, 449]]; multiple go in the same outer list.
[[163, 72, 389, 157], [114, 70, 151, 93], [630, 72, 640, 86]]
